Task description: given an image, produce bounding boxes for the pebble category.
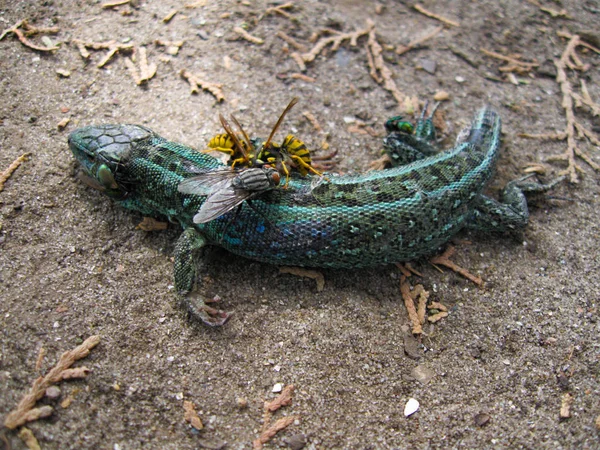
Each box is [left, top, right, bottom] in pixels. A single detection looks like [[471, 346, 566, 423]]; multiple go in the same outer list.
[[474, 412, 491, 427], [284, 433, 307, 450], [272, 383, 283, 393], [410, 365, 435, 384], [403, 334, 422, 360], [45, 386, 61, 399], [455, 76, 466, 83], [404, 398, 420, 417], [420, 59, 437, 74]]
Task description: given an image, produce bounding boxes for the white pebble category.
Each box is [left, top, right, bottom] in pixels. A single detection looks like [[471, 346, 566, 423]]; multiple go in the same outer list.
[[404, 398, 420, 417], [272, 383, 283, 393]]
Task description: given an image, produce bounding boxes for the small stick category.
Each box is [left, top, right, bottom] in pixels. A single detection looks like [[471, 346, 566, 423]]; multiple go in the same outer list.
[[0, 20, 59, 52], [180, 69, 225, 102], [0, 153, 31, 192], [400, 276, 422, 334], [276, 31, 307, 52], [4, 336, 101, 430], [302, 111, 322, 132], [234, 27, 264, 45], [396, 26, 443, 55], [413, 4, 459, 27], [183, 400, 204, 430], [290, 73, 315, 82], [367, 27, 405, 105], [253, 416, 297, 450], [101, 0, 130, 7]]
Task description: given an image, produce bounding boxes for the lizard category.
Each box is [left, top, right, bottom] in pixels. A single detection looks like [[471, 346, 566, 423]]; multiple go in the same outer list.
[[68, 105, 558, 326]]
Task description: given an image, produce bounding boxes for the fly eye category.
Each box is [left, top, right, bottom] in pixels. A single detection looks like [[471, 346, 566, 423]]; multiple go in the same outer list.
[[271, 171, 281, 186], [97, 164, 119, 190]]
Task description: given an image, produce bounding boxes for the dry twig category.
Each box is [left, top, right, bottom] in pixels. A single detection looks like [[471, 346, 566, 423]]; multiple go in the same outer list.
[[125, 47, 157, 85], [4, 335, 101, 430], [400, 276, 423, 334], [430, 245, 483, 286], [72, 39, 134, 67], [253, 385, 297, 449], [183, 400, 204, 430], [101, 0, 130, 7], [279, 267, 325, 292], [180, 69, 225, 102], [233, 27, 264, 45], [480, 48, 539, 74], [264, 2, 294, 20], [298, 20, 374, 67], [539, 34, 600, 182], [253, 417, 297, 449], [276, 31, 307, 52], [396, 26, 443, 55], [413, 4, 459, 27], [0, 153, 30, 193], [0, 19, 59, 52], [366, 25, 406, 107]]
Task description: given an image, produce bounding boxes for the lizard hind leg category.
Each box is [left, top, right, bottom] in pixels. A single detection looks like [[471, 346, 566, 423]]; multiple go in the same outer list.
[[174, 228, 232, 326]]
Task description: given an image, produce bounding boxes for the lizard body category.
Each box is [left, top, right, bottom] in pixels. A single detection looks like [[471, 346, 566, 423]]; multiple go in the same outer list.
[[69, 107, 555, 325]]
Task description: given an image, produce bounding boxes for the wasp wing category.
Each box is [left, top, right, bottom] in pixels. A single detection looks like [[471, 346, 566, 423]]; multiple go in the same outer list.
[[192, 186, 255, 224]]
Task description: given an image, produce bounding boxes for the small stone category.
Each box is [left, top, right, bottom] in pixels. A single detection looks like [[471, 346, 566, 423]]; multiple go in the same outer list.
[[175, 392, 184, 400], [284, 433, 307, 450], [403, 334, 421, 360], [404, 398, 419, 417], [410, 365, 435, 384], [56, 69, 71, 78], [237, 397, 248, 409], [474, 412, 491, 427], [197, 30, 209, 40], [433, 90, 450, 102], [272, 383, 283, 393], [343, 116, 356, 124], [45, 386, 61, 399], [455, 76, 466, 83], [420, 59, 437, 74], [502, 359, 510, 365]]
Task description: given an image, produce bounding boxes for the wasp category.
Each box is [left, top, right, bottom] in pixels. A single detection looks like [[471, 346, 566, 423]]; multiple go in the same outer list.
[[178, 166, 280, 223], [204, 98, 330, 185]]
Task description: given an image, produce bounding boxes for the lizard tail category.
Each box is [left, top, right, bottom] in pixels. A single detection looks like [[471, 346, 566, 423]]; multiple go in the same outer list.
[[466, 106, 502, 151]]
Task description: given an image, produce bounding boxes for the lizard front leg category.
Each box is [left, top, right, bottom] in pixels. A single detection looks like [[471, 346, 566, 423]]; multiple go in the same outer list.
[[174, 227, 232, 326], [467, 176, 563, 232]]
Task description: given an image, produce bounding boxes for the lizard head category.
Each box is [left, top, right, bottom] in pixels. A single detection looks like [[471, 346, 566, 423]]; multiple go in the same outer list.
[[69, 124, 151, 199]]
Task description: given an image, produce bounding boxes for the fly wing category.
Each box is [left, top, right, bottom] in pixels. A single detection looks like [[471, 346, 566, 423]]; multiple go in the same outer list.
[[178, 169, 237, 196], [192, 186, 254, 224]]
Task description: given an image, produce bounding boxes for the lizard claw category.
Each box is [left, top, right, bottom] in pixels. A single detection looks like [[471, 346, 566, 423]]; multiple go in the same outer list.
[[182, 296, 233, 327]]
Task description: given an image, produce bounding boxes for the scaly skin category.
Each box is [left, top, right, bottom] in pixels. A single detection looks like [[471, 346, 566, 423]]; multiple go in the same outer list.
[[68, 107, 556, 325]]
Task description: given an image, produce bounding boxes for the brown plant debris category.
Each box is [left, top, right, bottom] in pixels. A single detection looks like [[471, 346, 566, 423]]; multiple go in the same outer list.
[[4, 335, 101, 430], [155, 39, 184, 56], [540, 6, 569, 18], [34, 348, 46, 373], [527, 33, 600, 183], [276, 31, 307, 52], [298, 20, 374, 67], [253, 417, 297, 450], [400, 276, 424, 334], [430, 245, 483, 286], [290, 73, 316, 82], [480, 48, 539, 75], [125, 47, 157, 85], [183, 400, 204, 430], [72, 39, 134, 68], [233, 27, 264, 45], [279, 267, 325, 292], [0, 19, 60, 52], [18, 427, 41, 450], [254, 385, 298, 450], [264, 2, 295, 20], [413, 4, 460, 27], [302, 111, 323, 132], [396, 26, 443, 56], [0, 153, 31, 193], [102, 0, 130, 8], [366, 24, 406, 107], [162, 9, 178, 23], [180, 69, 225, 102], [560, 393, 573, 419], [265, 385, 295, 412], [136, 217, 168, 231]]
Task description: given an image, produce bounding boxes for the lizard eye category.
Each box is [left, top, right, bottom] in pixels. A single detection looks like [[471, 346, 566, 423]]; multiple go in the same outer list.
[[97, 164, 119, 190]]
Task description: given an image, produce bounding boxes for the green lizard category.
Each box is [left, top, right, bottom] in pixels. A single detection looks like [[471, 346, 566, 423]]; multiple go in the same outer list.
[[69, 106, 558, 326]]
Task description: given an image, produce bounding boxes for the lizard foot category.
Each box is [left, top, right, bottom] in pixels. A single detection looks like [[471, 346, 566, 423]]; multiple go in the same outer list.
[[181, 295, 233, 327]]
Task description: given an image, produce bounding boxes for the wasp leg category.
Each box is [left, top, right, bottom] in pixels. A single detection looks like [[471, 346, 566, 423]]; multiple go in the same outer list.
[[174, 227, 232, 326], [202, 147, 235, 155], [289, 155, 324, 177]]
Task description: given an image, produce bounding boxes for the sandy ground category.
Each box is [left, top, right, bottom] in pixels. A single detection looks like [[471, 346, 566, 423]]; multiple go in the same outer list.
[[1, 0, 599, 448]]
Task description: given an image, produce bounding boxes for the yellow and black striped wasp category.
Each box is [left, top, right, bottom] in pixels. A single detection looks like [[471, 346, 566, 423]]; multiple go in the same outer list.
[[204, 98, 329, 186]]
